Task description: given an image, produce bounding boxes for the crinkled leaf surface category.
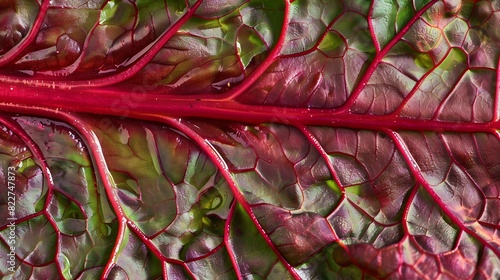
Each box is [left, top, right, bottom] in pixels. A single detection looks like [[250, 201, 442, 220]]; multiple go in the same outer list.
[[0, 0, 500, 279]]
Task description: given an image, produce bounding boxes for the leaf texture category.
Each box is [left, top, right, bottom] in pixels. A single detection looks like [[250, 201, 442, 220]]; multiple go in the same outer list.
[[0, 0, 500, 279]]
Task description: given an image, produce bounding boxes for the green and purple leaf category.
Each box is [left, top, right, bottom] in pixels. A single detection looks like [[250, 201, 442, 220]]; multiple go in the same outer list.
[[1, 0, 500, 279]]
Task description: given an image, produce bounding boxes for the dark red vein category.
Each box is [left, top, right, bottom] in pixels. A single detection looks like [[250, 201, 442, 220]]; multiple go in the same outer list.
[[390, 47, 452, 117], [0, 0, 50, 67], [224, 203, 244, 280], [293, 124, 346, 204], [185, 242, 226, 263], [52, 188, 89, 220], [0, 115, 64, 279], [0, 116, 54, 207], [367, 1, 381, 53], [280, 4, 345, 59], [386, 129, 500, 259], [431, 67, 469, 120], [21, 110, 129, 279], [126, 220, 193, 267], [0, 0, 204, 89], [438, 133, 487, 219], [0, 212, 43, 231], [338, 0, 438, 112], [494, 56, 500, 121], [216, 0, 291, 101], [159, 117, 301, 280], [402, 182, 420, 237], [63, 114, 196, 277]]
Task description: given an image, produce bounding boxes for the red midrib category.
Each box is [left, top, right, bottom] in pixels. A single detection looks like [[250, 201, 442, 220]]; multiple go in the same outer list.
[[0, 84, 497, 133]]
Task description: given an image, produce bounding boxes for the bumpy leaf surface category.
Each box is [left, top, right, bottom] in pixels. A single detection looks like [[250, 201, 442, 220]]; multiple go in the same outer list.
[[1, 0, 500, 279]]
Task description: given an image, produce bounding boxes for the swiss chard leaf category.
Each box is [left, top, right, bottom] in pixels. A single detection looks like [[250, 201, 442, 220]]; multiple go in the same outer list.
[[1, 0, 500, 279]]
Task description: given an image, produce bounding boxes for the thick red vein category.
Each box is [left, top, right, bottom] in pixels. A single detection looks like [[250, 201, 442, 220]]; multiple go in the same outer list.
[[1, 86, 499, 132], [0, 0, 50, 67], [40, 112, 128, 279]]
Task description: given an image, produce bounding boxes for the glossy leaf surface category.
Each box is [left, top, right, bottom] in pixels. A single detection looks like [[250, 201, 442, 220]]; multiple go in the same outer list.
[[0, 0, 500, 279]]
